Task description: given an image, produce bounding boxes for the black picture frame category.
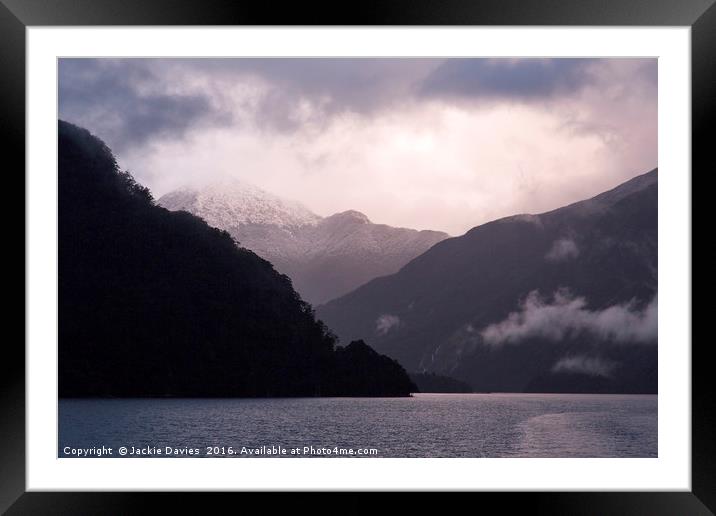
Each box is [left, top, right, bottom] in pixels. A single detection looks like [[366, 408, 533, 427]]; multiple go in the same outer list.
[[3, 0, 711, 513]]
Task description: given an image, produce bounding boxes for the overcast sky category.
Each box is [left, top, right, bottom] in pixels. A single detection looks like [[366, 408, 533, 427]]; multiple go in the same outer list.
[[59, 58, 657, 235]]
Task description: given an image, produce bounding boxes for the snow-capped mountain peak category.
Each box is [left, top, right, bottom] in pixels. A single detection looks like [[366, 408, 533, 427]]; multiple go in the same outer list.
[[324, 210, 372, 225], [157, 178, 321, 231]]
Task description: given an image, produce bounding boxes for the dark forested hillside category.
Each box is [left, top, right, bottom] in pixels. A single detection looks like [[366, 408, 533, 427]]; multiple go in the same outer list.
[[58, 121, 415, 397]]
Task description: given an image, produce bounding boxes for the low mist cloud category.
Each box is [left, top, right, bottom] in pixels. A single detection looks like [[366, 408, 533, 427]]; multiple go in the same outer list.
[[376, 314, 401, 336], [552, 355, 617, 377], [545, 238, 579, 262], [481, 289, 657, 346]]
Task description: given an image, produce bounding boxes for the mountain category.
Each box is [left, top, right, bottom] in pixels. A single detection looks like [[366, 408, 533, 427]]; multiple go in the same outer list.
[[157, 180, 321, 230], [58, 120, 416, 397], [158, 183, 448, 305], [317, 170, 658, 394]]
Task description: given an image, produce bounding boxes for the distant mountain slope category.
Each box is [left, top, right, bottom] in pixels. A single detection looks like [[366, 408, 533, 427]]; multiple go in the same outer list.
[[317, 170, 658, 393], [58, 120, 415, 397], [158, 183, 448, 305]]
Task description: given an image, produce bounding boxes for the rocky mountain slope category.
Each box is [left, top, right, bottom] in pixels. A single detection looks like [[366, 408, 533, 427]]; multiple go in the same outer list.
[[317, 170, 658, 393]]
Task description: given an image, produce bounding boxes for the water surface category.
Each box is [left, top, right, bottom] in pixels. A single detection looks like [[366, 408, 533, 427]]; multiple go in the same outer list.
[[59, 393, 657, 458]]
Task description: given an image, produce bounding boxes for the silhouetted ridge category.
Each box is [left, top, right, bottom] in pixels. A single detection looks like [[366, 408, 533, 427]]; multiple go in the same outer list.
[[58, 120, 415, 397]]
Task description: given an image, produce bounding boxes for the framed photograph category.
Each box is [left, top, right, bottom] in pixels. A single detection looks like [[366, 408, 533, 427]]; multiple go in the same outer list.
[[5, 0, 711, 512]]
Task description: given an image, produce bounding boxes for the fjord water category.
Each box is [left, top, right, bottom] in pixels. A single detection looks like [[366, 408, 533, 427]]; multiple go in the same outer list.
[[59, 393, 656, 458]]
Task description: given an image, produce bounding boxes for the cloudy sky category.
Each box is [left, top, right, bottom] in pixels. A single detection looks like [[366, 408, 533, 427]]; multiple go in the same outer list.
[[59, 58, 657, 235]]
